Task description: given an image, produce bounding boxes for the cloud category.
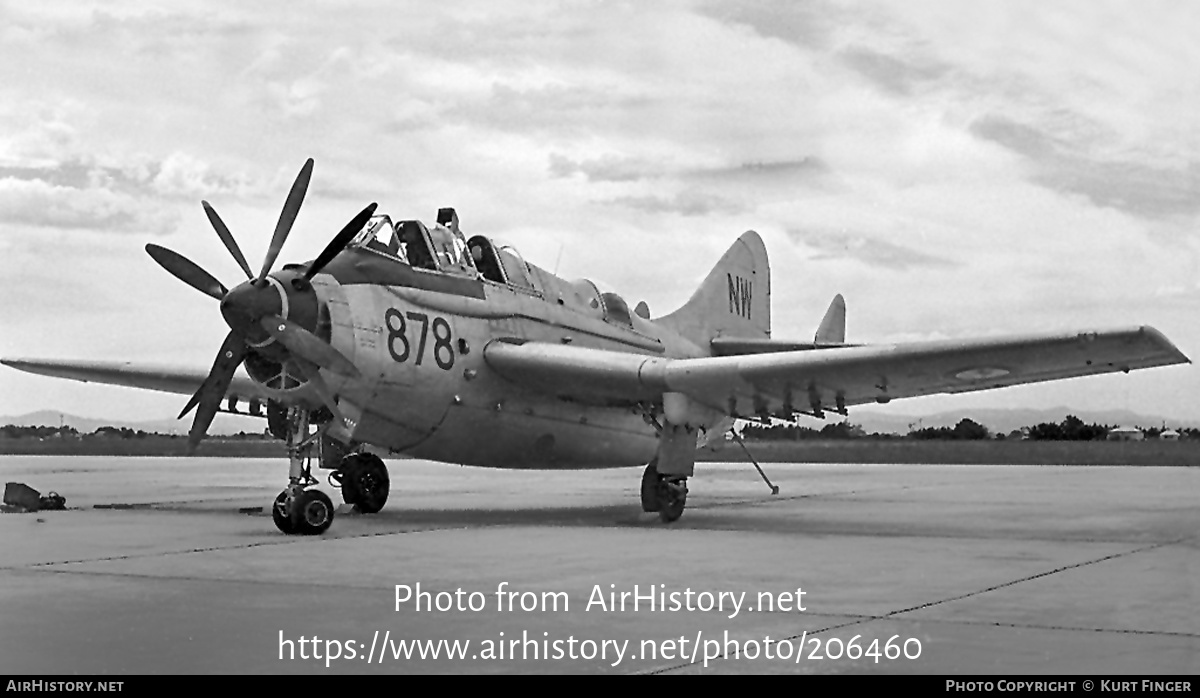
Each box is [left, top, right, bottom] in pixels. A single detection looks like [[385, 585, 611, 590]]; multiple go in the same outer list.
[[687, 158, 831, 181], [0, 177, 179, 234], [456, 83, 652, 137], [696, 0, 840, 51], [605, 190, 745, 217], [788, 228, 958, 270], [150, 152, 253, 199], [550, 153, 830, 184], [970, 114, 1200, 221], [549, 153, 660, 182], [838, 46, 949, 97], [0, 149, 255, 237]]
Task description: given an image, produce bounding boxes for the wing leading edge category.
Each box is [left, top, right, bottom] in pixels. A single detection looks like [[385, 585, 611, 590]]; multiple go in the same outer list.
[[6, 326, 1188, 422], [484, 326, 1189, 415], [0, 358, 269, 404]]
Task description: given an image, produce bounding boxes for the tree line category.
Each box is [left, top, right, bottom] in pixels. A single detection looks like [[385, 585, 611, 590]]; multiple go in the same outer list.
[[0, 425, 271, 440], [739, 415, 1199, 442]]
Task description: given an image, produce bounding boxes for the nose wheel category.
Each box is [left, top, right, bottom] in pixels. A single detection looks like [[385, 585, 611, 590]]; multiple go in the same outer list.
[[273, 488, 334, 535], [272, 407, 337, 535]]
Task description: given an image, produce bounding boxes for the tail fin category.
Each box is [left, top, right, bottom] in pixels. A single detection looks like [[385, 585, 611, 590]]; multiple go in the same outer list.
[[657, 231, 770, 348], [814, 294, 846, 345]]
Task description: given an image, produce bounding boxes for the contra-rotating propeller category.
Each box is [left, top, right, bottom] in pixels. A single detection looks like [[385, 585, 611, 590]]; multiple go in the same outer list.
[[145, 158, 375, 453]]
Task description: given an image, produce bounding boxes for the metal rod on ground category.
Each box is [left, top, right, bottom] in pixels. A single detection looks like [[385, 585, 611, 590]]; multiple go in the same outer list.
[[730, 430, 779, 495]]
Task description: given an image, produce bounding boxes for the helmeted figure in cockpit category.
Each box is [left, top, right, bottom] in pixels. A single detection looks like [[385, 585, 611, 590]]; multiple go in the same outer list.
[[396, 220, 437, 270]]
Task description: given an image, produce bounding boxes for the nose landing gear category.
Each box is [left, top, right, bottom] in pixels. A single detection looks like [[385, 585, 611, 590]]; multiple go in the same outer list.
[[273, 488, 334, 535], [272, 408, 336, 535]]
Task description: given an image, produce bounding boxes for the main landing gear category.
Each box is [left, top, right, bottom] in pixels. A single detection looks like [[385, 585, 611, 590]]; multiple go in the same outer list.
[[332, 451, 390, 514], [636, 403, 698, 523], [641, 459, 688, 522]]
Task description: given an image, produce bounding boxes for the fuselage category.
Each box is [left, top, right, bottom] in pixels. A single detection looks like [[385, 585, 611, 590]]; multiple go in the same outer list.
[[244, 213, 725, 469]]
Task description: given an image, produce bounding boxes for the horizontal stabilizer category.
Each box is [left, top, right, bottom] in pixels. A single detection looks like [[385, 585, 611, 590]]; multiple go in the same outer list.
[[711, 337, 839, 356]]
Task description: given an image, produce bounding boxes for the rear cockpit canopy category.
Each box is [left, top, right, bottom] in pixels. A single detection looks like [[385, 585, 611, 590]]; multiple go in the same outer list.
[[600, 292, 634, 328], [564, 278, 636, 329], [466, 236, 536, 292]]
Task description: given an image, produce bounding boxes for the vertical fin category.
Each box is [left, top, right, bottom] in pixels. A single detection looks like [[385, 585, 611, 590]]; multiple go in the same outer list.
[[656, 231, 770, 348]]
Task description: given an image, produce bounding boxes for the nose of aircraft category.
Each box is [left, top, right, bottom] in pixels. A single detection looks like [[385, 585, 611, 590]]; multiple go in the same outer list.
[[220, 279, 283, 345], [219, 272, 323, 350], [143, 157, 376, 451]]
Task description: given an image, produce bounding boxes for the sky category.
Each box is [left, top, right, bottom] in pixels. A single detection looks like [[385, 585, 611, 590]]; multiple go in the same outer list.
[[1, 0, 1198, 425]]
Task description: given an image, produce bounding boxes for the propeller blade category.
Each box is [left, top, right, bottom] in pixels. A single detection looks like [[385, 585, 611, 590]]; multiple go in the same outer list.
[[202, 201, 253, 280], [293, 357, 350, 428], [186, 332, 247, 454], [304, 202, 379, 281], [257, 158, 314, 282], [260, 315, 361, 379], [178, 391, 201, 420], [145, 244, 228, 301]]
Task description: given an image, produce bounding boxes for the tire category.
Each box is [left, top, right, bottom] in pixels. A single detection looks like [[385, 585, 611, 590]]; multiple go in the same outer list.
[[339, 453, 390, 514], [641, 460, 660, 512], [656, 479, 687, 523], [272, 491, 296, 534], [290, 489, 335, 535]]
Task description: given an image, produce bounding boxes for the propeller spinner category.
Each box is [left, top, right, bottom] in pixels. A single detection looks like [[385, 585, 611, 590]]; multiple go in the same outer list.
[[145, 158, 375, 452]]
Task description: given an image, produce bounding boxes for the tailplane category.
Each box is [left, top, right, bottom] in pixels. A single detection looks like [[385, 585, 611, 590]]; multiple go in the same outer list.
[[657, 231, 770, 347]]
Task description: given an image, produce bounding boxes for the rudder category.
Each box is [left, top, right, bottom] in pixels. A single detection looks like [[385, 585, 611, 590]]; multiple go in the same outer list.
[[657, 231, 770, 348]]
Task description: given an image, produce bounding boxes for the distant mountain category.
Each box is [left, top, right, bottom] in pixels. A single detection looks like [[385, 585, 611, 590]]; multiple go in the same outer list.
[[842, 406, 1192, 436], [0, 410, 265, 436]]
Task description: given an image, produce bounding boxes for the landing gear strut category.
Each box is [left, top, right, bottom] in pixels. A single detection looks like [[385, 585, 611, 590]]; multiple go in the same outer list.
[[332, 451, 390, 514], [271, 408, 335, 535], [641, 460, 688, 523]]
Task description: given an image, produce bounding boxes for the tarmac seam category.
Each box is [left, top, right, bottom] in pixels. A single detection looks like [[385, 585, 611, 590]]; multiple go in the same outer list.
[[6, 524, 481, 572], [4, 521, 1171, 573], [883, 537, 1189, 618], [0, 564, 427, 591], [686, 474, 1024, 512], [646, 536, 1191, 674], [883, 616, 1200, 639]]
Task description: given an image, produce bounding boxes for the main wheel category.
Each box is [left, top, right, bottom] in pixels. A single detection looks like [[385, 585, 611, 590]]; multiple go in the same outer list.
[[339, 452, 390, 514], [290, 489, 335, 535], [656, 478, 687, 523], [641, 460, 660, 512], [272, 491, 296, 534]]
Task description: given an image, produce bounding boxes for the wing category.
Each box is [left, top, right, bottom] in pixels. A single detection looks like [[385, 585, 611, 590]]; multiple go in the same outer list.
[[483, 326, 1189, 415], [1, 358, 270, 404]]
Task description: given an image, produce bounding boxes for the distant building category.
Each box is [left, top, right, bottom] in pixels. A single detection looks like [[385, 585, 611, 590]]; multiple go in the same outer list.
[[1159, 429, 1180, 441], [1107, 426, 1144, 442]]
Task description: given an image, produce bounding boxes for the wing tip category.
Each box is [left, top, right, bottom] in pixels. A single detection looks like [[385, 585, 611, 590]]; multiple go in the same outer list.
[[1, 357, 42, 373], [1138, 325, 1191, 365]]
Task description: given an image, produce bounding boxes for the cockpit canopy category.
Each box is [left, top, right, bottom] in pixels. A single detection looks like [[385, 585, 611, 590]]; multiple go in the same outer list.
[[465, 236, 535, 291], [349, 208, 540, 292], [350, 211, 471, 275]]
